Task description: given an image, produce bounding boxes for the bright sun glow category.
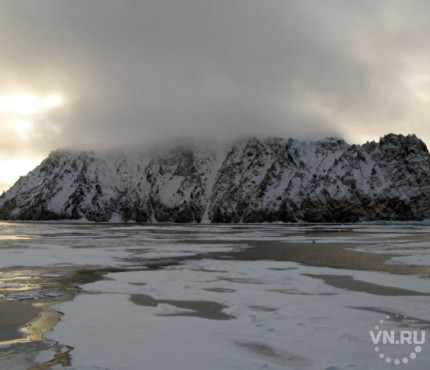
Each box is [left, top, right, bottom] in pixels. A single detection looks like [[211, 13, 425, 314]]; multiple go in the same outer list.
[[0, 157, 44, 192], [0, 91, 65, 190], [0, 93, 63, 116]]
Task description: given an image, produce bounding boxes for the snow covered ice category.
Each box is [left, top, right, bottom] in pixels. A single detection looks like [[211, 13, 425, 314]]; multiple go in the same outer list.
[[0, 222, 429, 369]]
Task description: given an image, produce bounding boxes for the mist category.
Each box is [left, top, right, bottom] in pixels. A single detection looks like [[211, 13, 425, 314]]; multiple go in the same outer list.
[[2, 0, 430, 155]]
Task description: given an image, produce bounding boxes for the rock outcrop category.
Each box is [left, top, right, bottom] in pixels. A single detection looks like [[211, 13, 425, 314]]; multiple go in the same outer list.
[[1, 134, 429, 223]]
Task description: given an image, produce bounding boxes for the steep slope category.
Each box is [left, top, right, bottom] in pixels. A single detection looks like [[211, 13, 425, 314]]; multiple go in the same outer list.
[[0, 145, 223, 222], [1, 134, 429, 222]]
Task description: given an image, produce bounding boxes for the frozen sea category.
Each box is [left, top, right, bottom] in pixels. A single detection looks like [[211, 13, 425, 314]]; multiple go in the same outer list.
[[0, 222, 430, 370]]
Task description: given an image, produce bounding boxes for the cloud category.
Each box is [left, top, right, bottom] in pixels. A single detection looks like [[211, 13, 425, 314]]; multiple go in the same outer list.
[[1, 0, 430, 156]]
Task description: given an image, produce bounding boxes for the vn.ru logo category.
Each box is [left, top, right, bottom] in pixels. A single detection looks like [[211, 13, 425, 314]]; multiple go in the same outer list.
[[369, 314, 426, 366]]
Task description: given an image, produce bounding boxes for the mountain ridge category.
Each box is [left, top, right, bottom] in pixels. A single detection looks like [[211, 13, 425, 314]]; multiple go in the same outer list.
[[1, 133, 430, 223]]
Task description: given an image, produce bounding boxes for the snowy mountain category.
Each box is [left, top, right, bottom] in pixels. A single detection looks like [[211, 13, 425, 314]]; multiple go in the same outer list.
[[1, 134, 430, 223]]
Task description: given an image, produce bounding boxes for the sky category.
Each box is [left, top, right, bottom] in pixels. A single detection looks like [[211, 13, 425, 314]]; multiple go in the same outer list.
[[1, 0, 430, 191]]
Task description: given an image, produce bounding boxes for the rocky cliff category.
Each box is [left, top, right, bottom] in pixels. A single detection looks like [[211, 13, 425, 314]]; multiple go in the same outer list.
[[1, 134, 430, 222]]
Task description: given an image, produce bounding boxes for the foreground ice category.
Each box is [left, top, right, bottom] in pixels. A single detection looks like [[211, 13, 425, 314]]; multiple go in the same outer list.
[[0, 222, 429, 369], [45, 260, 430, 370]]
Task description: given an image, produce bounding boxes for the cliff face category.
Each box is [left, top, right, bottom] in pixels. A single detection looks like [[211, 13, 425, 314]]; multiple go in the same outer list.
[[1, 134, 430, 223]]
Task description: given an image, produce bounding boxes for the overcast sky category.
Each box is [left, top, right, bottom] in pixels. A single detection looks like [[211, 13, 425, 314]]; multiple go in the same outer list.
[[1, 0, 430, 189]]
